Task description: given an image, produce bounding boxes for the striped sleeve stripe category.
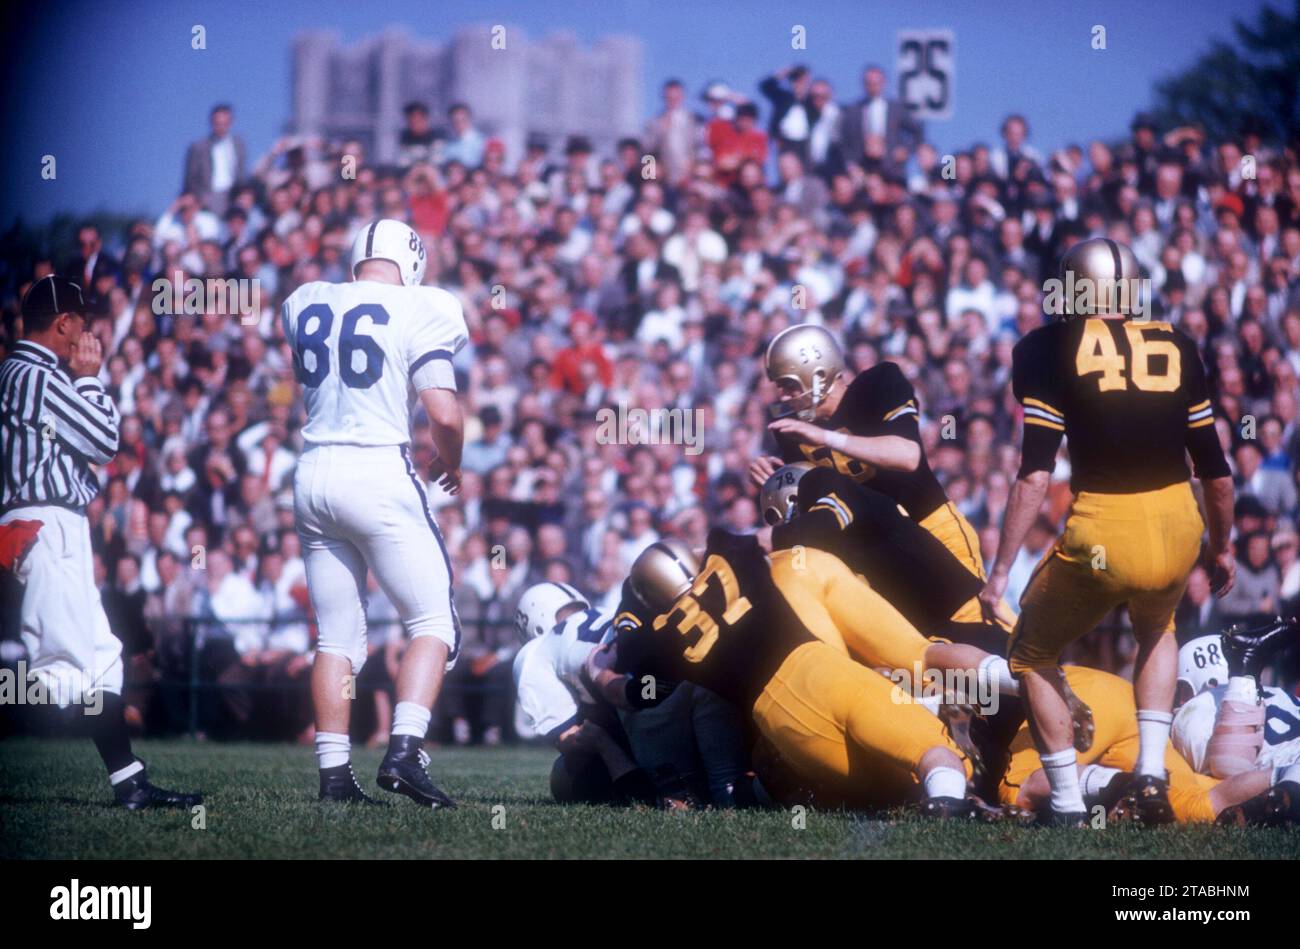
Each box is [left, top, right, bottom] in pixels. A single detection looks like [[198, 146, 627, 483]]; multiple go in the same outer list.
[[1022, 397, 1064, 424], [1187, 404, 1214, 424], [1023, 405, 1065, 427], [1024, 415, 1065, 432], [809, 492, 854, 530], [1188, 416, 1216, 429], [883, 399, 917, 422]]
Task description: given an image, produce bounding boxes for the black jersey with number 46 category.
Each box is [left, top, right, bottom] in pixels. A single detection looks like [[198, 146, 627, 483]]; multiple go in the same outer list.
[[1012, 318, 1229, 493], [612, 529, 814, 709]]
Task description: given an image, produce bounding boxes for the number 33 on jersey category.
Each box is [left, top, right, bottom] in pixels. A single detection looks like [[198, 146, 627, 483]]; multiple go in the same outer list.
[[282, 279, 468, 447]]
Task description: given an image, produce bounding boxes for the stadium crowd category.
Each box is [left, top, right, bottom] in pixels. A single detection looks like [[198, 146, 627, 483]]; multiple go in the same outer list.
[[4, 62, 1300, 743]]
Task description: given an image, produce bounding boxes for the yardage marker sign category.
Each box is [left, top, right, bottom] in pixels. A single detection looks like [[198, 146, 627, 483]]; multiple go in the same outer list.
[[897, 29, 954, 120]]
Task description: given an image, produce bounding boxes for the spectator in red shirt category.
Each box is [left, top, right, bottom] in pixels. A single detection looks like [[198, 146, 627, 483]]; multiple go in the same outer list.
[[404, 162, 450, 238], [710, 102, 769, 187], [550, 310, 613, 396]]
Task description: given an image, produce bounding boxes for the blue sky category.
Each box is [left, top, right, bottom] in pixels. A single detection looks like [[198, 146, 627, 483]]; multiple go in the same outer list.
[[0, 0, 1269, 228]]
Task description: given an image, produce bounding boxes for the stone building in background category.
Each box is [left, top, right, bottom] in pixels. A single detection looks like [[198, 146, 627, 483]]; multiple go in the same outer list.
[[291, 25, 644, 166]]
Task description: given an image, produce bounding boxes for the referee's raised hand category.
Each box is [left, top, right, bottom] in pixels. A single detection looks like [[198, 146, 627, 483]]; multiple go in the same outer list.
[[68, 331, 103, 379]]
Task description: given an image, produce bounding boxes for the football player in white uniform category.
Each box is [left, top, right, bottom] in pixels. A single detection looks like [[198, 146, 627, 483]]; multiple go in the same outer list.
[[1171, 620, 1300, 825], [512, 582, 657, 804], [284, 219, 468, 807]]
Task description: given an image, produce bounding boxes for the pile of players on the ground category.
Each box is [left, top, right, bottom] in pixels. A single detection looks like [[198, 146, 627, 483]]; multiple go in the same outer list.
[[514, 287, 1300, 828]]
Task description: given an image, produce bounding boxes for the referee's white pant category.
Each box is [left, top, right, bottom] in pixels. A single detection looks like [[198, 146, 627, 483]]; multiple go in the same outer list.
[[293, 444, 460, 675], [2, 505, 124, 704]]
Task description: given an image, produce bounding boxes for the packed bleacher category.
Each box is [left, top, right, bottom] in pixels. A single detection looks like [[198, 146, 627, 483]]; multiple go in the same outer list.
[[4, 64, 1300, 743]]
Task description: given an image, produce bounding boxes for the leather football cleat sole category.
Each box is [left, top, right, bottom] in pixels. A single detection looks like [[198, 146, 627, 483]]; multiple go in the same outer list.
[[1216, 781, 1300, 828], [937, 703, 990, 794], [1109, 774, 1175, 826], [1221, 616, 1297, 681], [1059, 676, 1095, 753]]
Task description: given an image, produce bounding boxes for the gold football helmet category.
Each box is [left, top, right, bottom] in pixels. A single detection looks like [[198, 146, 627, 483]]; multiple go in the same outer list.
[[629, 539, 700, 613], [1058, 237, 1143, 317], [765, 323, 846, 421], [760, 462, 816, 526]]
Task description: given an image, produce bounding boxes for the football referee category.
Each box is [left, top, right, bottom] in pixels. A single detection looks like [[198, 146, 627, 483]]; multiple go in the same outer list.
[[0, 275, 201, 809]]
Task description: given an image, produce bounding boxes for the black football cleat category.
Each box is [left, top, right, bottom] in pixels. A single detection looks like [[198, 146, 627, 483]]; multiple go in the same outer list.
[[1272, 780, 1300, 824], [319, 762, 386, 805], [1217, 781, 1300, 828], [963, 795, 1035, 824], [1041, 808, 1090, 828], [1221, 616, 1297, 682], [919, 795, 977, 820], [377, 735, 457, 809], [1110, 773, 1175, 826], [113, 768, 203, 811], [1058, 674, 1095, 753]]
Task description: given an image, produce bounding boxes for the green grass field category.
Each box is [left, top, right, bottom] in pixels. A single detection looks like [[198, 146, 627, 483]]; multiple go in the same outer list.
[[2, 737, 1298, 859]]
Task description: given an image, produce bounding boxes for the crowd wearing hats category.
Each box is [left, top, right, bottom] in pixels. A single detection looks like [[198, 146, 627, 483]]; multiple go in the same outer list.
[[4, 66, 1300, 741]]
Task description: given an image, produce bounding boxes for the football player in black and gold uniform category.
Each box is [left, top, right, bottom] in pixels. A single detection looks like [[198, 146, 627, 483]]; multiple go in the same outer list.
[[760, 462, 998, 647], [751, 324, 1008, 627], [990, 663, 1296, 826], [585, 532, 982, 816], [979, 238, 1236, 826]]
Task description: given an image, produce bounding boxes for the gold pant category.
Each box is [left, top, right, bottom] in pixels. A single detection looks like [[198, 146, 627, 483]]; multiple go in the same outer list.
[[998, 666, 1217, 822], [753, 641, 968, 806], [770, 547, 932, 671], [919, 501, 1011, 629], [1009, 482, 1203, 674]]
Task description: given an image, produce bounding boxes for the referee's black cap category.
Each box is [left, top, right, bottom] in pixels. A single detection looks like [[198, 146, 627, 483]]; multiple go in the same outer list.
[[21, 275, 87, 319]]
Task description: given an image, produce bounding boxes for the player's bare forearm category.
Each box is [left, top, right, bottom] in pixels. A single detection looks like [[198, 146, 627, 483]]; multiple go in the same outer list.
[[584, 643, 632, 709], [768, 418, 919, 472], [419, 386, 464, 471], [1200, 475, 1234, 555], [839, 433, 920, 472], [991, 469, 1050, 577], [1199, 475, 1236, 597]]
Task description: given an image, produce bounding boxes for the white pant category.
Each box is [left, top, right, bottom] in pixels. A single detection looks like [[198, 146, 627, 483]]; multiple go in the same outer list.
[[2, 504, 123, 704], [294, 444, 459, 673]]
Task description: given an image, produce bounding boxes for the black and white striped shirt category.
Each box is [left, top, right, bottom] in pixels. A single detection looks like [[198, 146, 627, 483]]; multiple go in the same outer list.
[[0, 340, 120, 512]]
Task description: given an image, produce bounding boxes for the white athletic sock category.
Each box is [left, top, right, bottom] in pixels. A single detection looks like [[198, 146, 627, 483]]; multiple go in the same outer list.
[[1042, 748, 1086, 813], [1277, 762, 1300, 785], [1225, 675, 1257, 705], [315, 731, 351, 770], [1079, 764, 1121, 801], [391, 701, 432, 739], [108, 760, 144, 786], [978, 655, 1020, 696], [923, 765, 966, 800], [1135, 709, 1173, 779]]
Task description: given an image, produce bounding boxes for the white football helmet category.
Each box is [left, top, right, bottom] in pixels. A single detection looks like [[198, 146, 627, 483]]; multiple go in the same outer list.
[[350, 218, 427, 286], [1177, 635, 1230, 697], [515, 582, 590, 642]]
